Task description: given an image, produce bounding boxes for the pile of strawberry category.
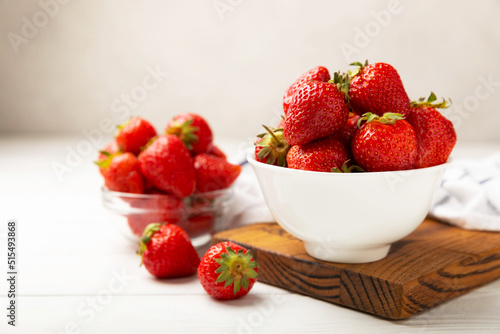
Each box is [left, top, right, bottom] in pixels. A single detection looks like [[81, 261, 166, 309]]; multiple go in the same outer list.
[[96, 113, 242, 236], [97, 114, 257, 300], [256, 61, 457, 172]]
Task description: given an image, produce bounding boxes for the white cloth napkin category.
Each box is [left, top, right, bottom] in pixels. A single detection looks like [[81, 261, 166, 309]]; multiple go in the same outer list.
[[430, 152, 500, 231]]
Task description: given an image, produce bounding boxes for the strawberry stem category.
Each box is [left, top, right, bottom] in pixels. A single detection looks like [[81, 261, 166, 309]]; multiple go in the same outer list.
[[214, 246, 258, 294], [410, 91, 451, 109]]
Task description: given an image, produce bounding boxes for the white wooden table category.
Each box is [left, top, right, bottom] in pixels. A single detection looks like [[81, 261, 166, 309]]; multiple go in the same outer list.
[[1, 135, 499, 334]]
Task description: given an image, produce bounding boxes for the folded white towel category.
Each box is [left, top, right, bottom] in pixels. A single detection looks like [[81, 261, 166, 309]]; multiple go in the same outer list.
[[430, 152, 500, 231]]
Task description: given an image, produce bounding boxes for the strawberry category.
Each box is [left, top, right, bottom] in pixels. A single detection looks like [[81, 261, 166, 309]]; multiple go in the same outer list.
[[283, 66, 330, 115], [138, 223, 200, 278], [346, 61, 412, 117], [284, 81, 349, 146], [127, 191, 186, 236], [206, 144, 227, 160], [138, 134, 196, 198], [166, 113, 213, 154], [96, 152, 144, 194], [116, 117, 157, 155], [286, 136, 349, 172], [193, 154, 241, 193], [351, 113, 417, 172], [407, 92, 456, 168], [254, 125, 291, 167], [331, 112, 361, 147], [198, 241, 258, 300]]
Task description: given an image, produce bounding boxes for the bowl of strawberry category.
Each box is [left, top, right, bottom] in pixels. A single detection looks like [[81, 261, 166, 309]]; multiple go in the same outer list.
[[98, 114, 241, 247], [249, 61, 456, 263]]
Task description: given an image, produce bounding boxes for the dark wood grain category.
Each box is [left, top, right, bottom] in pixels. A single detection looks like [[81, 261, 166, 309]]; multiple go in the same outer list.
[[212, 219, 500, 319]]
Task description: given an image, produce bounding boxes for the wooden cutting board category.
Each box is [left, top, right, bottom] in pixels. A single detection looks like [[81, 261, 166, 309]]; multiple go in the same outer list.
[[212, 218, 500, 319]]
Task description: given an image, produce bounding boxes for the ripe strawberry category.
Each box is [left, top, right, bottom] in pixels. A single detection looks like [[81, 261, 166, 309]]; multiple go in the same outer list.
[[193, 154, 241, 193], [330, 112, 361, 147], [407, 92, 456, 168], [284, 81, 349, 146], [283, 66, 330, 115], [166, 113, 213, 154], [198, 241, 258, 300], [286, 136, 349, 172], [138, 134, 196, 198], [254, 125, 290, 167], [347, 61, 412, 117], [96, 152, 144, 193], [352, 113, 417, 172], [138, 223, 200, 278], [116, 117, 157, 155], [127, 191, 186, 236], [206, 144, 227, 160]]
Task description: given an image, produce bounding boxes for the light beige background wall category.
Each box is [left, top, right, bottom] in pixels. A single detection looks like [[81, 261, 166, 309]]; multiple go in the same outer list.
[[0, 0, 499, 147]]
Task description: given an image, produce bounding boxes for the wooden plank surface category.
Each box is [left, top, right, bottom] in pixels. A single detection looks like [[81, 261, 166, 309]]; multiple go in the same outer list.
[[212, 219, 500, 319]]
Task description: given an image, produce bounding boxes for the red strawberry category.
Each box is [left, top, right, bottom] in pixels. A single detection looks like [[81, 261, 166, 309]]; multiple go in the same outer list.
[[283, 66, 330, 115], [407, 92, 456, 168], [96, 152, 144, 193], [352, 113, 417, 172], [347, 61, 412, 117], [206, 144, 227, 160], [331, 112, 361, 147], [166, 113, 213, 154], [193, 154, 241, 193], [286, 136, 349, 172], [284, 81, 349, 146], [254, 125, 291, 167], [116, 117, 157, 155], [138, 134, 196, 198], [198, 241, 258, 300], [127, 191, 185, 236], [138, 223, 200, 278]]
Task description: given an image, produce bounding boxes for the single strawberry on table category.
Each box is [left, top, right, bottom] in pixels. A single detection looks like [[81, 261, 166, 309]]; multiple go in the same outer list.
[[345, 61, 412, 117], [96, 152, 144, 194], [138, 223, 200, 278], [351, 112, 417, 172], [286, 136, 349, 172], [166, 113, 213, 154], [254, 125, 290, 167], [116, 117, 157, 155], [193, 154, 241, 193], [284, 80, 349, 146], [407, 92, 457, 168], [138, 134, 196, 198], [198, 241, 258, 300], [283, 66, 330, 115]]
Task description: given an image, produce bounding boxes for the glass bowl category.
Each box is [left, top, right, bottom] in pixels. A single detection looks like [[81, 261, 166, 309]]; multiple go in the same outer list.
[[102, 187, 234, 248]]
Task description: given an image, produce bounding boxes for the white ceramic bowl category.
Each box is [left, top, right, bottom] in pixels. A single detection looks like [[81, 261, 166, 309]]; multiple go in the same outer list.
[[248, 153, 449, 263]]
